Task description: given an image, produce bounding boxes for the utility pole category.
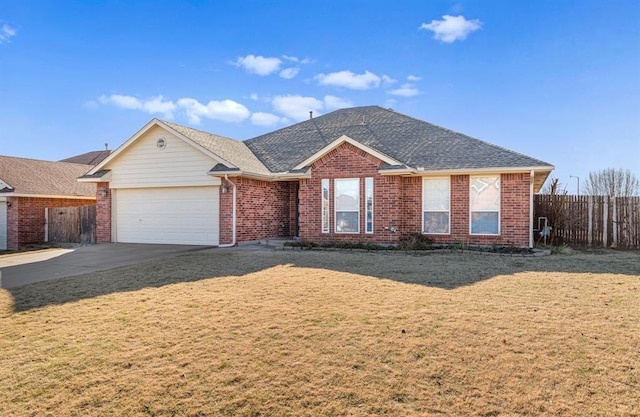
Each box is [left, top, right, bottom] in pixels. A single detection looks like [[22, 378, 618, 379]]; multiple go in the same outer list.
[[570, 175, 580, 195]]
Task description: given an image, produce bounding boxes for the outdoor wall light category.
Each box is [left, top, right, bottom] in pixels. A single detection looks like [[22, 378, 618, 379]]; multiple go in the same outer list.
[[6, 201, 11, 208], [101, 188, 108, 198], [221, 183, 229, 194]]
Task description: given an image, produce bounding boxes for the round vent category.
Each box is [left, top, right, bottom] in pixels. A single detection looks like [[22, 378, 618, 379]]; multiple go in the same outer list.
[[156, 138, 167, 150]]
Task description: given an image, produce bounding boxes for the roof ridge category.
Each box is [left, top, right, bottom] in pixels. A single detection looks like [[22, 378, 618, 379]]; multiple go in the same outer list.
[[0, 154, 93, 167]]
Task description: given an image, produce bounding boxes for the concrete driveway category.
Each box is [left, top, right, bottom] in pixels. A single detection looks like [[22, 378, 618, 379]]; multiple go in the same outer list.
[[0, 243, 214, 289]]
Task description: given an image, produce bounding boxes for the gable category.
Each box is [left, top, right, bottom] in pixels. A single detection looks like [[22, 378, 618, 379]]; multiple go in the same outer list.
[[310, 141, 385, 176], [103, 125, 221, 189], [295, 135, 401, 171]]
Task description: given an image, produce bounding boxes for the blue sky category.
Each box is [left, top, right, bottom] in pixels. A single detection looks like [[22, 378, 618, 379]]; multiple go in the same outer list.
[[1, 0, 638, 194]]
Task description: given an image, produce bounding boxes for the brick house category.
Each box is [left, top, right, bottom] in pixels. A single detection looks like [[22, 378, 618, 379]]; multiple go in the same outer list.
[[80, 106, 553, 248], [0, 156, 96, 250]]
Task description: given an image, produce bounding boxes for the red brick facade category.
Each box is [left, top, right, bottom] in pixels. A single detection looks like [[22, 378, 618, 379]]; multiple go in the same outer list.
[[291, 143, 532, 247], [95, 182, 112, 244], [219, 178, 296, 244], [5, 196, 95, 250], [92, 145, 532, 247]]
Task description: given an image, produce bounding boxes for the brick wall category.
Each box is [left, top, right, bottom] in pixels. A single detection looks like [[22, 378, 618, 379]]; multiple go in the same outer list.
[[95, 183, 112, 243], [6, 196, 95, 250], [221, 178, 294, 244], [293, 142, 533, 247]]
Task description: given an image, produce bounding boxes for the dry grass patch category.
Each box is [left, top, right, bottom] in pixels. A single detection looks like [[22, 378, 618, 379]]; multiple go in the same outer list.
[[0, 249, 638, 416]]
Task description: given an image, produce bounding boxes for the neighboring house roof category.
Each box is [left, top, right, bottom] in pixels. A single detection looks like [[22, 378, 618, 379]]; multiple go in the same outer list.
[[246, 106, 553, 174], [0, 155, 96, 198], [159, 120, 270, 175], [60, 150, 112, 165]]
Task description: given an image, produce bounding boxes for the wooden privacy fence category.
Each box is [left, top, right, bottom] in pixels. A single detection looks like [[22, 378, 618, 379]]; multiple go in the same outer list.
[[534, 195, 640, 249], [47, 205, 97, 244]]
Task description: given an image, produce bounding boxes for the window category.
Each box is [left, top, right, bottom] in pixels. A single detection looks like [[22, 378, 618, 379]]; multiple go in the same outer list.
[[423, 177, 450, 234], [365, 177, 373, 233], [470, 176, 500, 235], [321, 179, 330, 233], [335, 178, 359, 233]]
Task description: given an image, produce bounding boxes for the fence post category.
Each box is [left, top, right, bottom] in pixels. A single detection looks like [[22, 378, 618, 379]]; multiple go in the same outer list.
[[612, 197, 617, 248], [603, 198, 608, 248], [587, 196, 593, 247]]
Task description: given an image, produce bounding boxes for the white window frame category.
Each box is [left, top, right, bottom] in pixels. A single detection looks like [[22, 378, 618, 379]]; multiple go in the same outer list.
[[470, 175, 501, 235], [365, 177, 374, 234], [321, 179, 330, 233], [334, 178, 360, 234], [422, 177, 451, 235]]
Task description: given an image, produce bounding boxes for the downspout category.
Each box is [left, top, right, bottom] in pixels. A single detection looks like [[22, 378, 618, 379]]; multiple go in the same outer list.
[[218, 175, 237, 248], [529, 170, 535, 248]]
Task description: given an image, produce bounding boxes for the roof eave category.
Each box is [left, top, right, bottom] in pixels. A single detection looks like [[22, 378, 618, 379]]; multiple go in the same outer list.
[[208, 170, 311, 181], [0, 192, 96, 200]]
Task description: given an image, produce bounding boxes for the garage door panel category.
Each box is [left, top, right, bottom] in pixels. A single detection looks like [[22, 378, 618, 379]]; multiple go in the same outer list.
[[116, 187, 219, 245]]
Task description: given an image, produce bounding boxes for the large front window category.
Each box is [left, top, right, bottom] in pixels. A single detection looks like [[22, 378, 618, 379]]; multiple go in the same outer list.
[[335, 178, 359, 233], [470, 176, 500, 235], [423, 177, 450, 234]]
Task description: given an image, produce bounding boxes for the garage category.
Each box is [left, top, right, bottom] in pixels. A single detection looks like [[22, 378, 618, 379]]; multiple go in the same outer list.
[[114, 186, 219, 246], [0, 198, 6, 250]]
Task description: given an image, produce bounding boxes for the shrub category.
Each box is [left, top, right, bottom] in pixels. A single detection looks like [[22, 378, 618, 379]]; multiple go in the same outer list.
[[398, 234, 435, 251]]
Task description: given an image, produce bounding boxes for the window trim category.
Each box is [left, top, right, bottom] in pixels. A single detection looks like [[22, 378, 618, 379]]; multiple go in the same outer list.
[[321, 179, 330, 233], [422, 176, 451, 235], [469, 175, 501, 236], [365, 177, 374, 234], [334, 178, 360, 234]]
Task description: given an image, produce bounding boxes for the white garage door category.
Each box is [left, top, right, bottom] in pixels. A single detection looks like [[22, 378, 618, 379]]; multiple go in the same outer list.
[[0, 199, 6, 250], [115, 187, 219, 245]]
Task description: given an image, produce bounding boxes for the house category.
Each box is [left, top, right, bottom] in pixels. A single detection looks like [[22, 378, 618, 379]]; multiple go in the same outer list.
[[0, 156, 96, 250], [80, 106, 554, 248], [60, 149, 112, 165]]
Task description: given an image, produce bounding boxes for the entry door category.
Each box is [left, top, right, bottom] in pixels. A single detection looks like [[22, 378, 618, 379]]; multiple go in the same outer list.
[[0, 199, 7, 250]]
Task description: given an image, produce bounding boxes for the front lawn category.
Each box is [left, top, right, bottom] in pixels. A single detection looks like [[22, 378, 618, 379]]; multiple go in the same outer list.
[[1, 249, 638, 416]]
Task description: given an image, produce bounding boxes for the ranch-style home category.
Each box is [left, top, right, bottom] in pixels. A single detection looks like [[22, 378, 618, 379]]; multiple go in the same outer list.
[[0, 156, 97, 250], [80, 106, 554, 248]]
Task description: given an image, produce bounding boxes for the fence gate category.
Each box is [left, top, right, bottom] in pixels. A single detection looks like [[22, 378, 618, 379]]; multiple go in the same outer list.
[[47, 205, 96, 244]]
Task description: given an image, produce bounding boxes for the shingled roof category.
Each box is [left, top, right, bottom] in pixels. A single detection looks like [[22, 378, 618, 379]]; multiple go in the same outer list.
[[60, 150, 112, 166], [246, 106, 553, 175], [160, 120, 270, 175], [0, 155, 96, 197]]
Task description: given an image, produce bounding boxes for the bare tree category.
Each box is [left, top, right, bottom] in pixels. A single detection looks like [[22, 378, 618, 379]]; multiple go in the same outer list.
[[583, 168, 640, 197], [537, 178, 570, 246]]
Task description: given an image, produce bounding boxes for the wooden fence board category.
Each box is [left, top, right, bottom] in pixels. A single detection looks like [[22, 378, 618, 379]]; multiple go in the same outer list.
[[534, 195, 640, 249], [47, 205, 96, 244]]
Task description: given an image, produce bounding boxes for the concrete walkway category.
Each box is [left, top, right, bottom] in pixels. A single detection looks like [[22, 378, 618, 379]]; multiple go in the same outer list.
[[0, 243, 215, 289]]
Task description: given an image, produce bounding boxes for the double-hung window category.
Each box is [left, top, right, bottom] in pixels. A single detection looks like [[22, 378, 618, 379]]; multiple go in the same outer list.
[[335, 178, 359, 233], [423, 177, 450, 234], [365, 178, 373, 233], [470, 176, 500, 235], [321, 179, 330, 233]]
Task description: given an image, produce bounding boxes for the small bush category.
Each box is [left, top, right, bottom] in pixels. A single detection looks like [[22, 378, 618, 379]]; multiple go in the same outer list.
[[398, 234, 435, 251]]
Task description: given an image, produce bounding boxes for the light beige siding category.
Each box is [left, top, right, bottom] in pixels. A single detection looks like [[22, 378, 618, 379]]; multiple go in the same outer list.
[[106, 126, 222, 189]]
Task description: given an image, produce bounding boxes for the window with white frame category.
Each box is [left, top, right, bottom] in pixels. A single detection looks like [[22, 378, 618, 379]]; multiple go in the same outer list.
[[335, 178, 359, 233], [365, 177, 373, 233], [423, 177, 450, 234], [321, 179, 330, 233], [470, 176, 500, 235]]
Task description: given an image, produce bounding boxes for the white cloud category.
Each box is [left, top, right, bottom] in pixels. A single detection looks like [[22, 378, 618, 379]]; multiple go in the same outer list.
[[419, 15, 482, 43], [177, 98, 250, 124], [382, 75, 397, 86], [271, 94, 353, 121], [235, 54, 282, 76], [315, 70, 381, 90], [282, 55, 299, 62], [98, 94, 249, 124], [324, 95, 353, 110], [279, 67, 300, 79], [250, 93, 259, 101], [251, 112, 287, 126], [272, 95, 324, 121], [388, 83, 420, 97], [0, 23, 16, 43], [407, 75, 422, 81], [98, 94, 177, 118]]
